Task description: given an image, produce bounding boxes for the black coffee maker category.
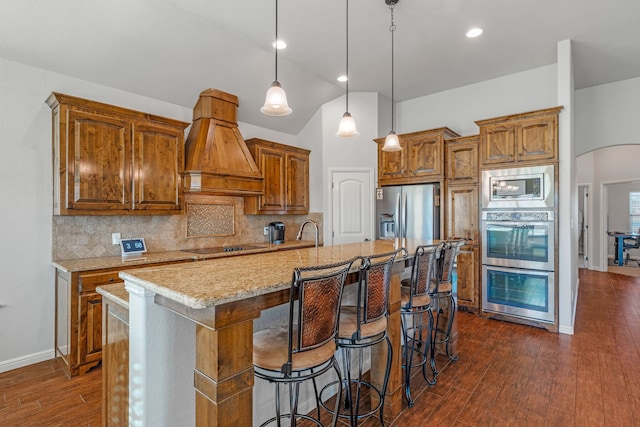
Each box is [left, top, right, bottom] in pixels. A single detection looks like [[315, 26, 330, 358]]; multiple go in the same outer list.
[[268, 221, 285, 244]]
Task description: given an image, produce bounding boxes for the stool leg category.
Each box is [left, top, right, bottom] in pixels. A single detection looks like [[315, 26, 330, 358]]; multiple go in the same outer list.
[[311, 377, 321, 422], [445, 294, 458, 362], [331, 358, 344, 427], [275, 383, 282, 427], [379, 335, 393, 427], [401, 313, 415, 407]]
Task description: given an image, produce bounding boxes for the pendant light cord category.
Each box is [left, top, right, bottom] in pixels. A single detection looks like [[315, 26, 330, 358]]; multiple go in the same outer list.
[[346, 0, 350, 112], [389, 2, 396, 132], [275, 0, 279, 82]]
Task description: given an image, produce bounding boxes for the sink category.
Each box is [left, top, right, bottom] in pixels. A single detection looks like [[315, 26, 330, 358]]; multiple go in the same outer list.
[[182, 245, 266, 255]]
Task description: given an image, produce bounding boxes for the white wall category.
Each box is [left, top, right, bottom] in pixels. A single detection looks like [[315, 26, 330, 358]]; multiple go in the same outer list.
[[0, 57, 298, 371], [319, 92, 381, 245], [397, 64, 558, 136], [575, 75, 640, 155]]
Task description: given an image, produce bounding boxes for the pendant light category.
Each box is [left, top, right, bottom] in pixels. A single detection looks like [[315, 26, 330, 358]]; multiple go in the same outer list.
[[261, 0, 292, 116], [336, 0, 359, 137], [382, 0, 401, 152]]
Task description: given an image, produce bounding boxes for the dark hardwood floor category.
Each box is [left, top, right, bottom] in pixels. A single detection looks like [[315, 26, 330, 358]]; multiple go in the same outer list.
[[2, 269, 639, 426]]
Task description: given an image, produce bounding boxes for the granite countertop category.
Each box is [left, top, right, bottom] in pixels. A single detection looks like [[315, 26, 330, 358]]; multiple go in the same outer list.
[[120, 239, 436, 309], [52, 240, 316, 273], [96, 283, 129, 308]]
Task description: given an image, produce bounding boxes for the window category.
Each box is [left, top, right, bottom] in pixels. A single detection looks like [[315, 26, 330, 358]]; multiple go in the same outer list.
[[629, 191, 640, 233]]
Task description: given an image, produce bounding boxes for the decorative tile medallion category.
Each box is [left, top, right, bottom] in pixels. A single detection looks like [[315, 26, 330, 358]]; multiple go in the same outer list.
[[187, 203, 234, 237]]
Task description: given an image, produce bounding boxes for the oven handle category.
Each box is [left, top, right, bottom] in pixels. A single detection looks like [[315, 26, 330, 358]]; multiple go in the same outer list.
[[482, 221, 552, 227]]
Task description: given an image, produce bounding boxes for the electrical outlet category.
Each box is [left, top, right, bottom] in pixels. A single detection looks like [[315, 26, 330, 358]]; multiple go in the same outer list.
[[112, 232, 121, 245], [263, 226, 269, 236]]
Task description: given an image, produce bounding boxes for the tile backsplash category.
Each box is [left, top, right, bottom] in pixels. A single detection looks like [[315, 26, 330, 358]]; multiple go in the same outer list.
[[52, 195, 323, 260]]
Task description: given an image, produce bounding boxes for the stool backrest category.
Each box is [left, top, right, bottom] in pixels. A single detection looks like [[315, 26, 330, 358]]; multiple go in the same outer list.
[[353, 249, 402, 339], [435, 239, 466, 285], [287, 258, 357, 368], [406, 244, 441, 306]]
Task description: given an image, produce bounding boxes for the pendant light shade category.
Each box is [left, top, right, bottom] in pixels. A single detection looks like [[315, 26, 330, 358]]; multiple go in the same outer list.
[[337, 112, 359, 137], [261, 81, 292, 116], [381, 0, 401, 152], [382, 131, 401, 151], [336, 0, 359, 137], [261, 0, 292, 116]]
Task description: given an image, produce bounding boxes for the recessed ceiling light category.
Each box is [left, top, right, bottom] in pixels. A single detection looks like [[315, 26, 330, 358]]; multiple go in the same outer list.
[[466, 28, 483, 38], [337, 75, 348, 82], [272, 40, 287, 49]]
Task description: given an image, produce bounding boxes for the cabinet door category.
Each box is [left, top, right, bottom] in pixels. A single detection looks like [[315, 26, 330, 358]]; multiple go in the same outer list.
[[517, 116, 557, 163], [79, 291, 103, 366], [446, 184, 479, 242], [377, 142, 407, 184], [256, 146, 287, 212], [447, 140, 478, 183], [480, 124, 516, 166], [67, 109, 131, 211], [133, 122, 184, 211], [456, 245, 479, 310], [286, 151, 309, 213], [406, 134, 443, 179]]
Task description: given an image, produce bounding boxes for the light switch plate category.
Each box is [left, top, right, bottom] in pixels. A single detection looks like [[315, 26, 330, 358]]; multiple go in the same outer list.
[[112, 232, 121, 245]]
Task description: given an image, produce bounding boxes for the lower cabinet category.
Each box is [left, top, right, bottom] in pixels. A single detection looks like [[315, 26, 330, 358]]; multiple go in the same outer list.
[[456, 245, 480, 312], [99, 284, 129, 427], [54, 261, 185, 378]]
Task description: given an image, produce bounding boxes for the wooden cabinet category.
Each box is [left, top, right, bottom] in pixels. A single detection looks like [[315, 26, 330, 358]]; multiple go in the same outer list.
[[445, 184, 479, 243], [54, 261, 184, 377], [456, 245, 479, 312], [100, 284, 129, 427], [244, 138, 310, 215], [446, 135, 479, 184], [476, 106, 562, 168], [46, 92, 189, 215], [375, 127, 459, 186]]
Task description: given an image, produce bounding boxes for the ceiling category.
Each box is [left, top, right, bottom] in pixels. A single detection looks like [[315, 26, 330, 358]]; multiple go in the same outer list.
[[2, 0, 640, 135]]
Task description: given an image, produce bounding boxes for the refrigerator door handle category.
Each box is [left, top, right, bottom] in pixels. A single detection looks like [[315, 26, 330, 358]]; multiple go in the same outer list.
[[403, 192, 408, 238], [395, 192, 402, 238]]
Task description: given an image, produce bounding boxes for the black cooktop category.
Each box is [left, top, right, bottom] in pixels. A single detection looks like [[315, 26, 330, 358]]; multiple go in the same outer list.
[[182, 245, 266, 255]]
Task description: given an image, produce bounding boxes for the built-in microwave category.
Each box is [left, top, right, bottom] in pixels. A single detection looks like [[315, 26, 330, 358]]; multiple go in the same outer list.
[[481, 165, 555, 210]]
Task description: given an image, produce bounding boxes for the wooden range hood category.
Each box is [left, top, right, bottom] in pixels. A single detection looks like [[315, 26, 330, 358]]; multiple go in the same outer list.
[[183, 88, 264, 195]]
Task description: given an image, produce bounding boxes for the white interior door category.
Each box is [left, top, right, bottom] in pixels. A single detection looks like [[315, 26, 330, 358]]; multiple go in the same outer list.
[[330, 169, 374, 245]]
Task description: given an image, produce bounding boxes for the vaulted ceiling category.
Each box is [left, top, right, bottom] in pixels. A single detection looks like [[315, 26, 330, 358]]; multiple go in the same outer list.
[[2, 0, 640, 134]]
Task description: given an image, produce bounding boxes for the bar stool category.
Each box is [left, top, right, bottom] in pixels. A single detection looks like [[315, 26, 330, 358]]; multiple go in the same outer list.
[[400, 244, 441, 407], [253, 258, 357, 427], [320, 249, 402, 426], [430, 239, 466, 372]]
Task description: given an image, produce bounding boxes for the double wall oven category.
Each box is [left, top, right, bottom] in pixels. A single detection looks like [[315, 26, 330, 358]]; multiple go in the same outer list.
[[481, 165, 556, 324]]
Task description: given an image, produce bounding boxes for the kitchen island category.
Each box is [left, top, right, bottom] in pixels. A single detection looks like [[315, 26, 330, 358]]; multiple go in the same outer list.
[[120, 239, 448, 426]]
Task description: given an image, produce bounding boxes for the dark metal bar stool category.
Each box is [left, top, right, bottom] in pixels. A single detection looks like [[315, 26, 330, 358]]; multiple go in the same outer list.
[[253, 258, 357, 427], [320, 249, 402, 426], [400, 244, 441, 407], [430, 239, 466, 373]]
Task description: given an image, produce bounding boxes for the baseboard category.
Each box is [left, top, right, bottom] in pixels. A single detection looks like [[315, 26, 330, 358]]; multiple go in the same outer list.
[[0, 349, 55, 374]]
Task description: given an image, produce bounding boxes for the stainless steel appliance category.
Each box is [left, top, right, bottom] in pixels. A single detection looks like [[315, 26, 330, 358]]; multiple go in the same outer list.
[[481, 167, 556, 324], [268, 221, 285, 244], [482, 265, 555, 323], [375, 184, 440, 241], [481, 164, 554, 210], [481, 210, 554, 271]]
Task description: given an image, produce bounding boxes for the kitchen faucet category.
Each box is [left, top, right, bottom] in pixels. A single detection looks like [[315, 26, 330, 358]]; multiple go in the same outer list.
[[296, 220, 319, 247]]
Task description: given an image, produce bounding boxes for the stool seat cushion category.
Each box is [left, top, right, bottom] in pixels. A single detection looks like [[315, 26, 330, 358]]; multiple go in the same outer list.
[[401, 287, 431, 308], [338, 306, 387, 339], [253, 326, 337, 372], [431, 282, 452, 294]]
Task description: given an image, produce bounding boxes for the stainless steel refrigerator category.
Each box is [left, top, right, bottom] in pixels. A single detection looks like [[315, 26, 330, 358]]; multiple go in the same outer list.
[[375, 184, 440, 240]]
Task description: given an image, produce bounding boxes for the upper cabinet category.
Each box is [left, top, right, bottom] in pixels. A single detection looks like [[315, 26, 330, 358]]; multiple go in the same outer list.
[[476, 106, 562, 168], [47, 93, 189, 215], [375, 127, 459, 186], [446, 135, 479, 184], [244, 138, 310, 215]]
